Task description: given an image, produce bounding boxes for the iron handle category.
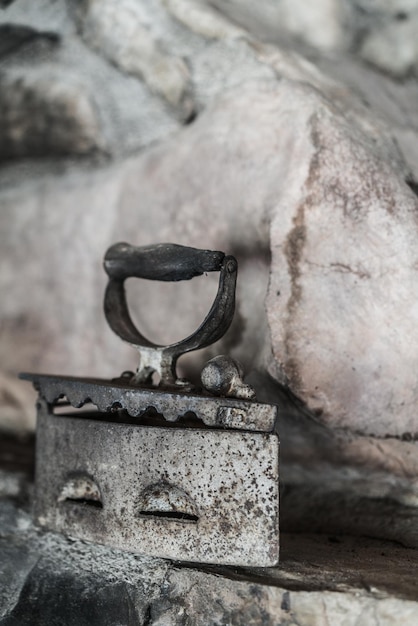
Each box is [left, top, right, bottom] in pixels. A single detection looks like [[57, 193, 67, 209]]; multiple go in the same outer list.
[[104, 242, 225, 282], [103, 242, 238, 387]]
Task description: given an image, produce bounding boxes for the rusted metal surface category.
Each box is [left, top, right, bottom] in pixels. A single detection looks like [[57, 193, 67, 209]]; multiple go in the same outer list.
[[34, 402, 279, 567], [21, 373, 276, 432], [200, 355, 256, 400], [22, 242, 280, 566]]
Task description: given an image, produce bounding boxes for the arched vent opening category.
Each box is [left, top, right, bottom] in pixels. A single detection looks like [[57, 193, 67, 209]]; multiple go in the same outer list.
[[137, 482, 199, 523], [58, 474, 103, 509]]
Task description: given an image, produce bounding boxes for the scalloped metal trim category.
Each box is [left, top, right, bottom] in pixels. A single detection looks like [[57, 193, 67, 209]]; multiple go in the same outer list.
[[20, 373, 277, 433]]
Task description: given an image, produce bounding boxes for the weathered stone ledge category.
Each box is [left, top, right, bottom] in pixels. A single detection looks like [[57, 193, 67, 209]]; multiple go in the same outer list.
[[1, 452, 418, 625]]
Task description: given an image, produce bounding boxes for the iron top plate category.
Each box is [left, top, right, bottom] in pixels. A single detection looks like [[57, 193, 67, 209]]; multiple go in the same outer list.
[[21, 373, 278, 433]]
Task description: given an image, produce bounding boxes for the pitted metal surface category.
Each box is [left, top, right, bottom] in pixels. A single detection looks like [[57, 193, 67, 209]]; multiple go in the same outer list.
[[35, 405, 279, 567], [21, 373, 277, 433]]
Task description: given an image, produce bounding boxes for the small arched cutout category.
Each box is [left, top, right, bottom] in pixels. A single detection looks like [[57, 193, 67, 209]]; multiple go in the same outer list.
[[58, 474, 103, 509], [137, 482, 199, 523]]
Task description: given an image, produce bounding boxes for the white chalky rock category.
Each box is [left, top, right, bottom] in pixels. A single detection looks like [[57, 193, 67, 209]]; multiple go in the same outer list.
[[212, 0, 418, 78], [78, 0, 192, 112], [266, 92, 418, 438]]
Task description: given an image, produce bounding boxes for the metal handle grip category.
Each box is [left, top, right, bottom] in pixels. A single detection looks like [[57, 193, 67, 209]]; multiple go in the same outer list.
[[103, 242, 237, 387], [104, 242, 225, 282]]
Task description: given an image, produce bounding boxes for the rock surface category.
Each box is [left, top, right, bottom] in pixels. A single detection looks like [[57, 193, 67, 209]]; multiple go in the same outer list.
[[1, 462, 418, 626], [266, 87, 418, 438], [214, 0, 418, 77], [0, 67, 103, 160], [77, 0, 193, 115]]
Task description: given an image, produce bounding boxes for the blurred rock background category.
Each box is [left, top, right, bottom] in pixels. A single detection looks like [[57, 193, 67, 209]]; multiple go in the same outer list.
[[1, 0, 418, 547]]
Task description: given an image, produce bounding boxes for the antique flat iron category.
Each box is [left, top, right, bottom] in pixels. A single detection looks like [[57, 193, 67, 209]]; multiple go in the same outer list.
[[21, 243, 279, 567]]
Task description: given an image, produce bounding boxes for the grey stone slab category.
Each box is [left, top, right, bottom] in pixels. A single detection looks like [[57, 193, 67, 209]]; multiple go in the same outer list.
[[1, 494, 418, 625]]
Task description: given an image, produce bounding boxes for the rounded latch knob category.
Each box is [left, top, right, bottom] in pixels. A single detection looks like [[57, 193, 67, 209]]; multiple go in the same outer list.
[[201, 355, 256, 400]]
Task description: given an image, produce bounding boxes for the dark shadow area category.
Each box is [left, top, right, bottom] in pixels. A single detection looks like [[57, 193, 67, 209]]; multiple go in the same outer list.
[[0, 24, 59, 59], [0, 431, 35, 477]]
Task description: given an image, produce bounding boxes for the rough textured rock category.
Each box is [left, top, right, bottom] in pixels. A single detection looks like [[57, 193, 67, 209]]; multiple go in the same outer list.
[[213, 0, 418, 77], [1, 466, 418, 626], [77, 0, 193, 115], [0, 6, 183, 158], [0, 67, 103, 160], [213, 0, 354, 52], [266, 93, 418, 438]]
